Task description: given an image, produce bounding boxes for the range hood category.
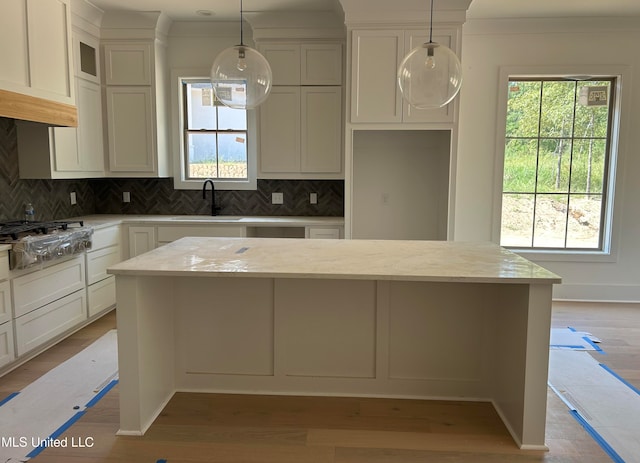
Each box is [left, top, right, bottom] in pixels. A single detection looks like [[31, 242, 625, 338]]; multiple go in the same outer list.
[[0, 89, 78, 127]]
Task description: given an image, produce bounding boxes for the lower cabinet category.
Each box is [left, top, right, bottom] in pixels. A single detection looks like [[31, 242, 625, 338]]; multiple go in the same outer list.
[[86, 225, 121, 316], [0, 280, 10, 325], [15, 289, 87, 356], [87, 276, 116, 318], [0, 321, 15, 369], [128, 226, 157, 258], [306, 226, 342, 239]]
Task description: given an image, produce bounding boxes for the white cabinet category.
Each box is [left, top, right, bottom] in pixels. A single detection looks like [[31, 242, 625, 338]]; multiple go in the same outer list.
[[0, 0, 74, 105], [128, 226, 157, 258], [350, 29, 457, 124], [103, 41, 170, 177], [12, 256, 85, 318], [0, 321, 15, 369], [0, 281, 11, 326], [16, 24, 105, 179], [306, 226, 342, 239], [260, 86, 342, 177], [86, 225, 121, 317], [258, 41, 343, 179], [15, 290, 86, 356], [11, 256, 87, 357], [261, 43, 342, 85]]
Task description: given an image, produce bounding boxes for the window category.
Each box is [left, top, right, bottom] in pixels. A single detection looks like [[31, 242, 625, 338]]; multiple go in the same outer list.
[[500, 77, 616, 251], [182, 79, 248, 181]]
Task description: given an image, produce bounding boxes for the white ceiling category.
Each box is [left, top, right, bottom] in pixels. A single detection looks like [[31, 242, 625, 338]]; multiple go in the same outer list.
[[87, 0, 640, 22]]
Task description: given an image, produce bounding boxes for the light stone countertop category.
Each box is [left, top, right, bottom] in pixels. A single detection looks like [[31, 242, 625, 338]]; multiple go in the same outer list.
[[107, 237, 562, 284], [73, 214, 344, 229]]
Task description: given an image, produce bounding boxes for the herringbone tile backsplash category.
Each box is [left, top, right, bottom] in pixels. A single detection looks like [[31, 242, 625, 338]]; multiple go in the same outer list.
[[1, 117, 344, 221]]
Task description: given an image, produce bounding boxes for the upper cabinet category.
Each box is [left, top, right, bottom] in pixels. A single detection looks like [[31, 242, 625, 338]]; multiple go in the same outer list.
[[0, 0, 74, 105], [16, 2, 105, 179], [258, 41, 344, 179], [0, 0, 77, 126], [261, 43, 342, 86], [101, 11, 171, 178], [350, 28, 459, 125]]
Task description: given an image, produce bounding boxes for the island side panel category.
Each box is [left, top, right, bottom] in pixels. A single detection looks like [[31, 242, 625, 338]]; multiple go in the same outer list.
[[116, 275, 176, 435], [490, 283, 552, 450]]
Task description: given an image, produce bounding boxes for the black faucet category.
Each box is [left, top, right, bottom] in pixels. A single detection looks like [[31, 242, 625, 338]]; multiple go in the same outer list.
[[202, 179, 221, 216]]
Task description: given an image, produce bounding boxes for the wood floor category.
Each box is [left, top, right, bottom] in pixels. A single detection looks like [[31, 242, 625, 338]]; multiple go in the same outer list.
[[2, 301, 638, 463]]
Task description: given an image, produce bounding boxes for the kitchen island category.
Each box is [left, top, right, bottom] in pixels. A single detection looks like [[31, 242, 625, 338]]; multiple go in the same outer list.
[[108, 237, 561, 449]]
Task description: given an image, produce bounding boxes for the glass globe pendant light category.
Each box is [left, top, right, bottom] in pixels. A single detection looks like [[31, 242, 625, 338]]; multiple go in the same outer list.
[[210, 0, 272, 109], [397, 0, 462, 109]]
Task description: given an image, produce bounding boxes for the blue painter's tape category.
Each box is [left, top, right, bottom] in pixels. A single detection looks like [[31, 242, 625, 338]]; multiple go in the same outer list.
[[599, 363, 640, 396], [26, 410, 86, 459], [569, 410, 625, 463], [582, 336, 604, 353], [550, 344, 587, 350], [85, 379, 119, 408], [568, 326, 577, 332], [156, 460, 168, 463], [0, 392, 19, 407]]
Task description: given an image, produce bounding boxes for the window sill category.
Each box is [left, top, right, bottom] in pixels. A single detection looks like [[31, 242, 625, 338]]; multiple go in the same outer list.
[[172, 177, 257, 191], [508, 248, 617, 263]]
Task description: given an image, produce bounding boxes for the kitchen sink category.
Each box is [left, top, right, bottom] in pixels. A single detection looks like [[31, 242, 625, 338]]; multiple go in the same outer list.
[[170, 216, 242, 221]]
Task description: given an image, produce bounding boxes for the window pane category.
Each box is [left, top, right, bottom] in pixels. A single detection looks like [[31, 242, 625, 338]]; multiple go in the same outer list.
[[501, 193, 534, 247], [506, 81, 541, 137], [217, 133, 247, 179], [503, 139, 538, 193], [571, 139, 606, 193], [536, 139, 571, 193], [566, 194, 602, 248], [186, 82, 216, 130], [539, 81, 576, 138], [218, 105, 247, 130], [532, 194, 568, 248], [575, 81, 611, 138], [187, 133, 217, 178]]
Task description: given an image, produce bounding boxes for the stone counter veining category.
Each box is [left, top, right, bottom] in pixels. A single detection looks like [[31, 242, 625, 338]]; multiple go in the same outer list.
[[108, 237, 561, 284]]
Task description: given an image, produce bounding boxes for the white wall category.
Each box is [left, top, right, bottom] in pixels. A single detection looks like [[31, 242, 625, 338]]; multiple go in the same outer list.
[[456, 18, 640, 302], [352, 130, 450, 240]]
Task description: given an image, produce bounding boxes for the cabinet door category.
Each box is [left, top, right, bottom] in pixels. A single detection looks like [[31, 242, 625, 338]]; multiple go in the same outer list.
[[73, 31, 100, 83], [350, 30, 403, 123], [259, 87, 301, 173], [0, 321, 15, 369], [128, 226, 156, 258], [106, 86, 155, 172], [301, 44, 342, 85], [104, 43, 152, 85], [402, 30, 456, 123], [260, 44, 300, 85], [301, 87, 342, 173], [0, 0, 29, 88], [76, 79, 104, 172], [27, 0, 73, 101], [0, 281, 11, 325], [51, 125, 80, 171]]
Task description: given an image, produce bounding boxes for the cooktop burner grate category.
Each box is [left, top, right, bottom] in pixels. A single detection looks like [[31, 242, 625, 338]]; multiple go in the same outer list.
[[0, 220, 85, 241]]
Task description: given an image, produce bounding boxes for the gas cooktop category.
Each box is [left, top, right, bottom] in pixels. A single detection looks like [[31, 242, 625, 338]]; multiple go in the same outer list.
[[0, 220, 85, 241]]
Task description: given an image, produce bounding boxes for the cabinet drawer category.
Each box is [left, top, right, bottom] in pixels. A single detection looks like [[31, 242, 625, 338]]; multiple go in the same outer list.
[[15, 290, 87, 356], [0, 251, 8, 281], [157, 225, 245, 243], [0, 280, 10, 325], [87, 245, 121, 285], [88, 276, 116, 318], [0, 321, 15, 369], [307, 227, 341, 239], [12, 256, 85, 318], [91, 225, 121, 250]]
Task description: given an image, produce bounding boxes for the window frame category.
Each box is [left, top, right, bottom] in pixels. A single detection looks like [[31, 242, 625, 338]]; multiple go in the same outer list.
[[493, 65, 630, 263], [171, 69, 257, 191]]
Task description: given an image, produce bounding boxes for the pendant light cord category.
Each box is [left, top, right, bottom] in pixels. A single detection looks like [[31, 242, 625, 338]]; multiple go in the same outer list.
[[429, 0, 434, 43], [239, 0, 245, 46]]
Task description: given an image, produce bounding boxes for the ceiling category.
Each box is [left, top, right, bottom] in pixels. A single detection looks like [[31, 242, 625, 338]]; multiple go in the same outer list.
[[88, 0, 640, 22]]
